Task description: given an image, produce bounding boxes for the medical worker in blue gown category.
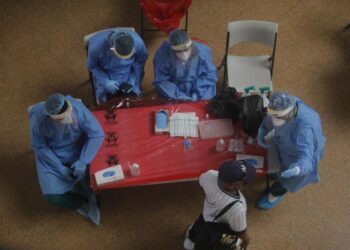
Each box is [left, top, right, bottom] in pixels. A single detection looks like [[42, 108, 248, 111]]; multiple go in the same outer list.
[[87, 29, 148, 103], [256, 92, 326, 210], [153, 29, 217, 101], [29, 93, 105, 224]]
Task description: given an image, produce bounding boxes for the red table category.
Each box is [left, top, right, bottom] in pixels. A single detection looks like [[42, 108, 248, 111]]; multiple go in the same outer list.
[[90, 99, 267, 191]]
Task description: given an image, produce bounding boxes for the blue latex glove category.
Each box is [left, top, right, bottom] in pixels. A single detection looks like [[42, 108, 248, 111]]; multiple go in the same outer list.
[[281, 163, 301, 178], [71, 160, 87, 178], [105, 80, 119, 94], [191, 92, 198, 101], [257, 128, 271, 149], [120, 82, 133, 93], [177, 91, 192, 101], [244, 159, 258, 166], [61, 166, 75, 181]]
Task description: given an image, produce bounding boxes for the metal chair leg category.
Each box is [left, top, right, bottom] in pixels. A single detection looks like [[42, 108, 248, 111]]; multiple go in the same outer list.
[[265, 173, 270, 191], [141, 7, 144, 38]]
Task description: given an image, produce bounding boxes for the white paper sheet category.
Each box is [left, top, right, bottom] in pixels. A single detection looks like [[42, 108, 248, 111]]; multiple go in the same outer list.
[[169, 112, 199, 138]]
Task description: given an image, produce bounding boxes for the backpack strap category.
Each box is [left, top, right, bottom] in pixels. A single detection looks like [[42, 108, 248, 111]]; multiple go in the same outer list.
[[214, 200, 242, 221]]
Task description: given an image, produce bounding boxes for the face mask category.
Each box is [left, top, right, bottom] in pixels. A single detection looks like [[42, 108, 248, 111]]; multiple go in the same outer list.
[[175, 49, 192, 61], [59, 113, 74, 124], [271, 116, 286, 127]]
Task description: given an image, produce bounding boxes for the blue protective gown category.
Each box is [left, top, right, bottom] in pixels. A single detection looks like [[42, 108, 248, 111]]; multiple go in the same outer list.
[[87, 29, 148, 103], [153, 41, 217, 100], [29, 96, 105, 195], [259, 98, 326, 192]]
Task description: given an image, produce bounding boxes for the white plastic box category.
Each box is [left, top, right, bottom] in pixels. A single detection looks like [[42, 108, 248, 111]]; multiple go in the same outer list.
[[95, 165, 125, 186]]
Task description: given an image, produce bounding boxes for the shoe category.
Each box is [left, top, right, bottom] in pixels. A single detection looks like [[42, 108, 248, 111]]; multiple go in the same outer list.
[[89, 193, 97, 204], [256, 193, 284, 210], [268, 173, 279, 179], [183, 225, 195, 250], [76, 203, 89, 218], [88, 196, 101, 225]]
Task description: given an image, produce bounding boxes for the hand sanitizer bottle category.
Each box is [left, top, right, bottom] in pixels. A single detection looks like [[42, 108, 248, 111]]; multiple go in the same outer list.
[[216, 139, 225, 152], [130, 163, 140, 176]]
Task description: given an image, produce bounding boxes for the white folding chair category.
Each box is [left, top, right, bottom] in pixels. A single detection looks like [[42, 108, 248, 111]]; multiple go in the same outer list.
[[83, 27, 136, 106], [221, 20, 278, 95]]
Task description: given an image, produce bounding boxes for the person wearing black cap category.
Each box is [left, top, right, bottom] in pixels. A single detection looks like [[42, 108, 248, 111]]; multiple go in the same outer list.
[[153, 29, 217, 101], [183, 160, 256, 250], [87, 28, 148, 103]]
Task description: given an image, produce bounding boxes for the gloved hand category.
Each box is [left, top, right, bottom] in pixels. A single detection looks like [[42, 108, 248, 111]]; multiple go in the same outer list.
[[105, 80, 119, 94], [244, 159, 258, 166], [281, 163, 301, 178], [191, 92, 198, 101], [61, 166, 75, 181], [177, 91, 192, 101], [71, 160, 87, 178], [257, 128, 271, 149], [120, 82, 133, 93], [264, 129, 275, 143]]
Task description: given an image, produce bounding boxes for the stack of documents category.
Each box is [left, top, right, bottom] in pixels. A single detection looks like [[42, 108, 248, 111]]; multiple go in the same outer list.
[[169, 112, 199, 138]]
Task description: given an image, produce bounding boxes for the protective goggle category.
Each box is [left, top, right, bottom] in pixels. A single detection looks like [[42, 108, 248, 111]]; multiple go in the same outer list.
[[171, 39, 192, 51], [110, 47, 135, 59], [50, 101, 73, 120], [267, 105, 294, 117], [175, 46, 192, 53]]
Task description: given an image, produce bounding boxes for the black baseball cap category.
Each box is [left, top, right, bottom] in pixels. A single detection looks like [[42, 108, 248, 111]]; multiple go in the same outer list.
[[218, 160, 256, 183]]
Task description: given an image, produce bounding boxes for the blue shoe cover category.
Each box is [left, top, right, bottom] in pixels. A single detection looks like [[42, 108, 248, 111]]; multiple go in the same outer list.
[[76, 203, 89, 218], [256, 193, 284, 210], [88, 198, 101, 225]]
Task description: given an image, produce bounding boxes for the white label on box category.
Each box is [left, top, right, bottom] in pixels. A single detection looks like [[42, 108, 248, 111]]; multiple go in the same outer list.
[[236, 154, 264, 169], [95, 165, 125, 186]]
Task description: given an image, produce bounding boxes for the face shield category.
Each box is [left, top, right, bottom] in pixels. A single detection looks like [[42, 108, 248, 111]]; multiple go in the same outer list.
[[271, 116, 286, 127], [110, 47, 135, 59], [50, 101, 74, 124], [171, 38, 196, 62], [268, 105, 294, 127], [109, 31, 135, 59], [174, 47, 192, 61]]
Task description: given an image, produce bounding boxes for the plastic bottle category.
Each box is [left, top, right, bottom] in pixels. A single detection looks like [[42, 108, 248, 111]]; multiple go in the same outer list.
[[130, 163, 140, 176], [232, 138, 244, 153], [228, 139, 234, 152], [216, 139, 225, 152], [183, 138, 192, 151]]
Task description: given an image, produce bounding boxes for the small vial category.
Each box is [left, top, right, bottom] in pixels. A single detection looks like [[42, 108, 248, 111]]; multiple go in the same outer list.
[[233, 138, 244, 153], [205, 113, 209, 120], [216, 139, 225, 152], [130, 163, 140, 176], [228, 139, 234, 152], [247, 137, 254, 144], [183, 138, 192, 150]]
